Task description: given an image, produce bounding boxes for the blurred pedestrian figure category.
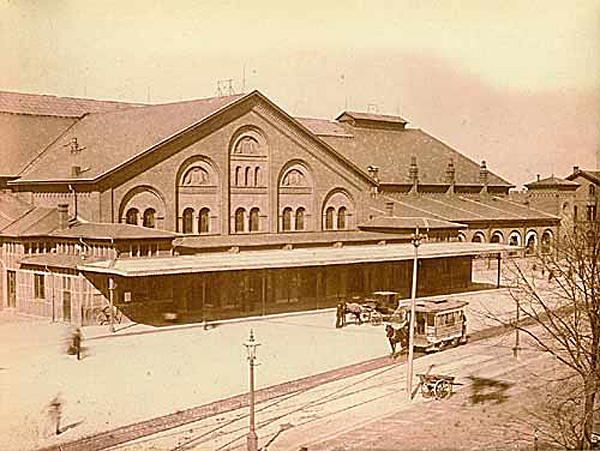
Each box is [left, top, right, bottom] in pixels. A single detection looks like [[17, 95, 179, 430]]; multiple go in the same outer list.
[[68, 327, 83, 360], [335, 303, 344, 328], [47, 394, 63, 435]]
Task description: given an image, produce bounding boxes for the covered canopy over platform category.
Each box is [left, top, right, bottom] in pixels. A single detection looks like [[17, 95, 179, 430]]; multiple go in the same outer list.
[[79, 242, 516, 278]]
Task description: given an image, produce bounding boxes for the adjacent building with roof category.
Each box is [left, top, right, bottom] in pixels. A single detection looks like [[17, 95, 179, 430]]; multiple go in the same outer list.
[[0, 89, 558, 325]]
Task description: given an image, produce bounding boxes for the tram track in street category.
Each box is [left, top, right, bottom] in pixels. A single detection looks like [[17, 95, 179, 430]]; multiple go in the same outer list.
[[38, 320, 519, 451]]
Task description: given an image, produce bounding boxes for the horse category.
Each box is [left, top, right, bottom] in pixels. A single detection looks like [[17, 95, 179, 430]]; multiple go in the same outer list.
[[386, 323, 409, 357], [344, 302, 364, 325]]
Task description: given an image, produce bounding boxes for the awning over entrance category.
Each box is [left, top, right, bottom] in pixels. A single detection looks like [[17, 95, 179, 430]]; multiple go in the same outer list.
[[78, 242, 516, 278]]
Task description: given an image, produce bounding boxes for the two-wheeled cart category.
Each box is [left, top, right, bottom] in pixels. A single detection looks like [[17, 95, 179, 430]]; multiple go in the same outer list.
[[417, 373, 455, 400]]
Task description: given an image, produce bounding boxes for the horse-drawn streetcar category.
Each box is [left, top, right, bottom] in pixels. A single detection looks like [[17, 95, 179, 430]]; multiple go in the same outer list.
[[386, 298, 468, 354]]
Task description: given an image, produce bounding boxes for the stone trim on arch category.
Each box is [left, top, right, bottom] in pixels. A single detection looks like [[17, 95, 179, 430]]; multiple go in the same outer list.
[[525, 230, 538, 254], [119, 185, 167, 229], [508, 230, 522, 247], [471, 231, 486, 243], [277, 160, 314, 232], [490, 231, 504, 244], [321, 188, 355, 231], [176, 156, 220, 234], [229, 125, 269, 157]]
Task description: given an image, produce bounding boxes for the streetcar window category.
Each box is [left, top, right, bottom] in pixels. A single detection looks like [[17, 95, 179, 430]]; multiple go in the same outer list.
[[427, 313, 435, 326]]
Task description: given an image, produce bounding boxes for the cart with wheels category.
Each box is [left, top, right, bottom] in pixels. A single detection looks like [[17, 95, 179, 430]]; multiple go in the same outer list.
[[417, 373, 455, 400]]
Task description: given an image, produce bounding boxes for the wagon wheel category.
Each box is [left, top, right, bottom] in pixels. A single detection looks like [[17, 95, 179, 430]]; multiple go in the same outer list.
[[420, 382, 433, 398], [434, 379, 452, 399], [96, 308, 109, 326]]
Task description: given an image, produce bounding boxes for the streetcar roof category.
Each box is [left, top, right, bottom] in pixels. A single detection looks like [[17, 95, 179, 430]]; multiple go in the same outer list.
[[399, 298, 468, 313]]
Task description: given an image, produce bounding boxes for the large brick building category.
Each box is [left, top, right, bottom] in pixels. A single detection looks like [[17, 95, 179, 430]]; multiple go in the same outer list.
[[0, 89, 558, 325]]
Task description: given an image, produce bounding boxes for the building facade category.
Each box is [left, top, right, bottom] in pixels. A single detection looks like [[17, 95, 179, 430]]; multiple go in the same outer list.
[[0, 89, 558, 325]]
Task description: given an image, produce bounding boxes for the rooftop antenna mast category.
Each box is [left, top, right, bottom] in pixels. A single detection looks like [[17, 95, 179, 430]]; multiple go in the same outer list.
[[216, 79, 236, 97]]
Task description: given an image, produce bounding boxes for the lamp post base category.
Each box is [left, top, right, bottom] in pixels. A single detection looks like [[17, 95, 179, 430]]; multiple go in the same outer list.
[[247, 431, 258, 451]]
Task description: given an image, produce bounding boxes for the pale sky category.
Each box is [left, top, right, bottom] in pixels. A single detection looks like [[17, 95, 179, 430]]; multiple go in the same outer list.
[[2, 0, 599, 187]]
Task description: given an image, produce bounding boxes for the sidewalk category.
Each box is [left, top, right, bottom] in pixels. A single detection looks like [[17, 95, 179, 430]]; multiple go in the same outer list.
[[1, 265, 540, 451]]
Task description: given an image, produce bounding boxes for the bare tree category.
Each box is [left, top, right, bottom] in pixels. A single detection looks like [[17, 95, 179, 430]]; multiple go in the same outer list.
[[498, 220, 600, 449]]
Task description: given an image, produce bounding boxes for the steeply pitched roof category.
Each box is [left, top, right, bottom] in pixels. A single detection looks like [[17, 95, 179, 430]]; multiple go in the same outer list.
[[525, 175, 579, 189], [314, 127, 512, 186], [295, 117, 352, 137], [15, 93, 247, 182], [0, 90, 145, 117], [0, 192, 34, 230]]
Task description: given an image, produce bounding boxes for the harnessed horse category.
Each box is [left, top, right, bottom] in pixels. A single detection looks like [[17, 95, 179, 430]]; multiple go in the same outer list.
[[386, 323, 409, 356], [344, 302, 365, 325]]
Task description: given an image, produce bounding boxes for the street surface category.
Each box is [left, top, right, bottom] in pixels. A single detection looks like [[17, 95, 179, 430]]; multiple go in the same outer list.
[[107, 331, 554, 450], [0, 260, 559, 450]]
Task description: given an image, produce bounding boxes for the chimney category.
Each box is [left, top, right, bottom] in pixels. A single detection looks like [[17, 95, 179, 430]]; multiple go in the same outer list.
[[479, 161, 489, 195], [367, 165, 380, 182], [71, 165, 81, 177], [385, 201, 394, 216], [57, 204, 69, 231], [537, 174, 540, 182], [445, 159, 456, 195], [573, 165, 579, 173], [409, 156, 419, 195]]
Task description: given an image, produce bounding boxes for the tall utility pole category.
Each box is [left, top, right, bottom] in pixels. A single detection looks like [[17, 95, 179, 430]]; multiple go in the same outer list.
[[244, 330, 260, 451], [406, 227, 422, 400]]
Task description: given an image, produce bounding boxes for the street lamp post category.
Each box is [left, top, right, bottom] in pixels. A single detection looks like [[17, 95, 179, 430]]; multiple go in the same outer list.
[[406, 227, 422, 401], [244, 330, 261, 451]]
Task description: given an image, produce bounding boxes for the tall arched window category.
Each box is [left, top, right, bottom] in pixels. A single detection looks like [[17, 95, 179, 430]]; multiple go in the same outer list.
[[235, 208, 245, 233], [337, 206, 347, 230], [143, 208, 156, 228], [126, 208, 139, 225], [295, 207, 305, 231], [235, 167, 241, 186], [254, 167, 260, 186], [590, 185, 596, 196], [199, 208, 210, 234], [249, 208, 260, 232], [182, 208, 194, 234], [245, 167, 251, 186], [325, 207, 335, 230], [282, 207, 292, 231]]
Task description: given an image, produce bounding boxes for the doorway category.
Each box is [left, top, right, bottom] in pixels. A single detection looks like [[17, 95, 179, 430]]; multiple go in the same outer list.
[[7, 271, 16, 308]]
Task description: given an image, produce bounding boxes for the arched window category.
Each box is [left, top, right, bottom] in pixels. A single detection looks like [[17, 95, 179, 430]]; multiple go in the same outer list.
[[541, 230, 552, 254], [325, 207, 335, 230], [254, 167, 260, 186], [295, 207, 305, 231], [282, 207, 292, 231], [249, 208, 260, 232], [143, 208, 156, 228], [235, 167, 241, 186], [235, 208, 245, 233], [526, 234, 536, 254], [337, 207, 347, 230], [182, 208, 194, 234], [199, 208, 210, 234], [245, 167, 251, 186], [126, 208, 139, 225], [590, 185, 596, 196], [472, 233, 483, 243]]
